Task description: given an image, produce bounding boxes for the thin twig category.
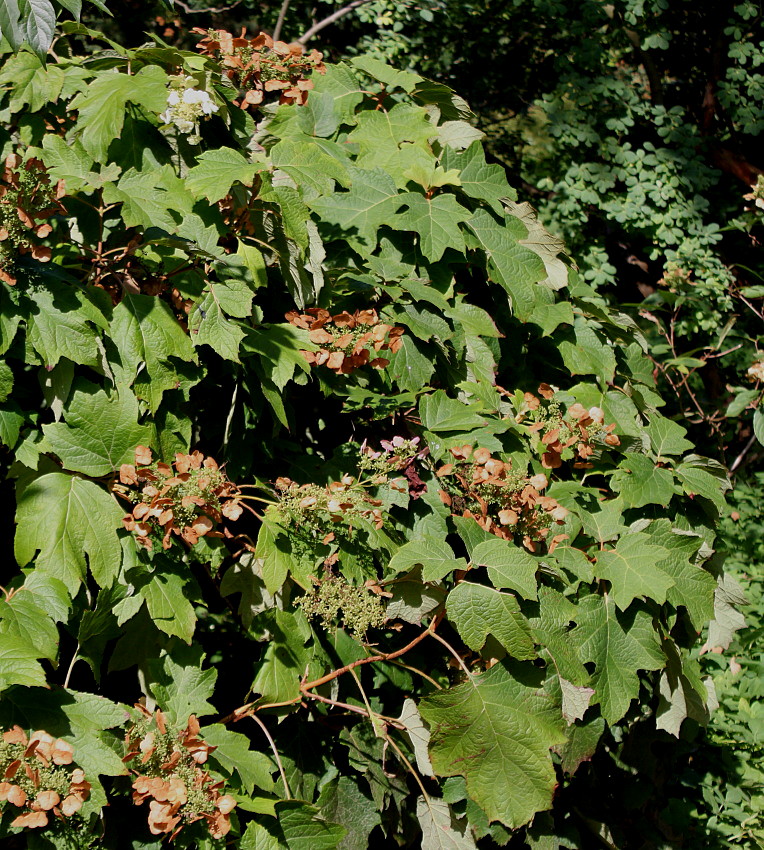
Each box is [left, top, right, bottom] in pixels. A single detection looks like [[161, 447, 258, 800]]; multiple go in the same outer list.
[[388, 658, 443, 690], [173, 0, 242, 14], [272, 0, 291, 42], [428, 630, 471, 678], [302, 689, 406, 729], [63, 645, 81, 689], [248, 713, 292, 798], [385, 733, 431, 805], [297, 0, 378, 44], [730, 432, 758, 474]]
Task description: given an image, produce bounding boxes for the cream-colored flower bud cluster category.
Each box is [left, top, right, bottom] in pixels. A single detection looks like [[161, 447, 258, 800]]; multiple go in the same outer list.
[[159, 76, 219, 145]]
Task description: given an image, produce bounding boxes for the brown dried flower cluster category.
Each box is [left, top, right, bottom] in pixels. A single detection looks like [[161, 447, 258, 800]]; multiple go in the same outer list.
[[0, 155, 65, 284], [125, 709, 236, 839], [193, 29, 325, 108], [437, 446, 569, 552], [286, 308, 404, 374], [520, 384, 620, 469], [116, 446, 243, 550], [0, 726, 90, 830]]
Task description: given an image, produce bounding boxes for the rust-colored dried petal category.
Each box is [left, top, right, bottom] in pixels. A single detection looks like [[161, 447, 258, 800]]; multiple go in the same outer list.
[[1, 726, 26, 746], [36, 790, 60, 810], [61, 794, 83, 816], [135, 445, 153, 465], [52, 739, 74, 765], [11, 810, 48, 829], [7, 784, 27, 806]]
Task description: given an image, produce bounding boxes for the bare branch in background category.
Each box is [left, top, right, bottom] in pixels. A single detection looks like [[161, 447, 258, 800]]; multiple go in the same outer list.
[[272, 0, 291, 41], [297, 0, 378, 44], [173, 0, 242, 14]]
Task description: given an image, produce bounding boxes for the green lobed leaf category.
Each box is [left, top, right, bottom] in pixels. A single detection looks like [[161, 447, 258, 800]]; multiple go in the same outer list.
[[70, 65, 169, 162], [420, 660, 566, 828], [388, 536, 467, 582], [571, 594, 664, 724], [447, 582, 536, 659], [145, 645, 216, 725], [472, 539, 539, 600], [15, 472, 124, 592], [593, 532, 672, 610], [43, 381, 153, 477]]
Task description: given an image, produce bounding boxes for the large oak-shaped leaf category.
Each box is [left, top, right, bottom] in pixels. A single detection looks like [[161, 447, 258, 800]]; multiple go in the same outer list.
[[571, 594, 664, 724], [15, 472, 123, 592], [447, 582, 536, 659], [420, 661, 565, 828], [43, 381, 152, 477]]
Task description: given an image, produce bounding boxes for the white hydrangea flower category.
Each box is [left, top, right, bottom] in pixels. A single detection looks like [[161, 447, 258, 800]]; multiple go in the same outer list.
[[159, 75, 219, 142]]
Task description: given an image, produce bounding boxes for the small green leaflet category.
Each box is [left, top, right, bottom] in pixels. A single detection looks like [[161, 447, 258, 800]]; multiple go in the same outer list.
[[610, 453, 676, 508], [276, 800, 346, 850], [472, 539, 538, 600], [387, 335, 436, 392], [0, 590, 59, 661], [317, 776, 382, 850], [388, 537, 467, 582], [41, 135, 121, 191], [43, 381, 153, 477], [110, 292, 197, 412], [145, 645, 216, 725], [255, 518, 291, 593], [557, 319, 617, 384], [645, 416, 693, 457], [420, 660, 566, 828], [466, 210, 546, 321], [419, 391, 487, 432], [447, 582, 536, 659], [0, 636, 48, 691], [395, 193, 470, 262], [572, 594, 664, 724], [593, 532, 672, 610], [186, 147, 261, 202], [271, 137, 350, 199], [139, 571, 197, 643], [202, 723, 275, 794], [25, 280, 109, 369], [645, 520, 715, 629], [442, 141, 514, 213], [15, 472, 124, 593]]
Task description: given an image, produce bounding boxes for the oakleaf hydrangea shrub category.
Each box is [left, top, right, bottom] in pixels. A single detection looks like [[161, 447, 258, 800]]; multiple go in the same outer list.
[[0, 21, 741, 849]]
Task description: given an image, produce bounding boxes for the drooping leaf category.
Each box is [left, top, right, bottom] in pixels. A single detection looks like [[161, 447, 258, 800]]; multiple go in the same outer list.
[[417, 796, 478, 850], [15, 472, 124, 592], [473, 539, 539, 600], [420, 661, 566, 828], [447, 582, 536, 659], [571, 594, 664, 724], [139, 571, 197, 643]]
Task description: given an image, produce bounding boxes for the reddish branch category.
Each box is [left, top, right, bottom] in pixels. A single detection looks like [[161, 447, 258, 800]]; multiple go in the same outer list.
[[220, 613, 443, 724]]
